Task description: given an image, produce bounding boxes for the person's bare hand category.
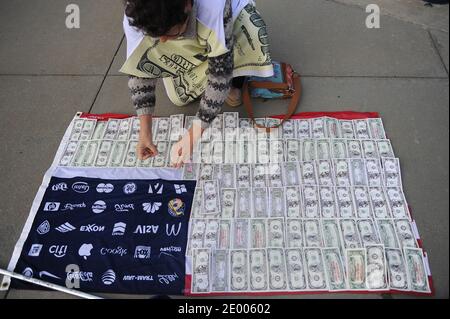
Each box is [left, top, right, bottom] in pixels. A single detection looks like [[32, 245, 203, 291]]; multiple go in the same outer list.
[[137, 134, 158, 161]]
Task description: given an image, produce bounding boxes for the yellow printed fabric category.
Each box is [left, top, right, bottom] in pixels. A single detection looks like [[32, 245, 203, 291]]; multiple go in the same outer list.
[[120, 4, 273, 106]]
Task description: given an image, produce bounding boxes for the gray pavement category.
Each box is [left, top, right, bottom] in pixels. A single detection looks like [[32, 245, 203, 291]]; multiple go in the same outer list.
[[0, 0, 448, 299]]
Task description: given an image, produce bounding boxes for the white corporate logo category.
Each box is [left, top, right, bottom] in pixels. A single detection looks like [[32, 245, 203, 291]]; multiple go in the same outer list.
[[49, 245, 68, 258], [37, 220, 51, 235], [28, 244, 43, 257], [80, 224, 105, 232], [61, 202, 86, 211], [134, 246, 151, 259], [142, 202, 162, 214], [39, 271, 61, 279], [67, 271, 93, 282], [148, 183, 164, 194], [92, 200, 106, 214], [174, 184, 187, 194], [55, 222, 76, 233], [100, 246, 127, 257], [72, 182, 90, 193], [134, 225, 159, 234], [52, 183, 68, 191], [96, 183, 114, 193], [115, 203, 135, 212], [43, 202, 60, 212], [78, 243, 93, 260], [112, 222, 126, 236], [123, 182, 137, 194], [22, 267, 34, 278], [102, 269, 116, 285]]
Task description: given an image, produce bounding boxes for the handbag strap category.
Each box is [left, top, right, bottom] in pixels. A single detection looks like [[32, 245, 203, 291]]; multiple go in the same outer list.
[[243, 72, 302, 133]]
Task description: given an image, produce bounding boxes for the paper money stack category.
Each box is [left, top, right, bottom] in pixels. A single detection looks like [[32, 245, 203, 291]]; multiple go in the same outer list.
[[186, 113, 431, 295]]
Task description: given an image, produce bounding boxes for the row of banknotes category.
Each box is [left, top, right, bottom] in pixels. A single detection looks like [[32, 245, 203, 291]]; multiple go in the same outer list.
[[190, 246, 430, 293], [191, 184, 410, 220], [67, 114, 386, 143], [187, 218, 419, 254]]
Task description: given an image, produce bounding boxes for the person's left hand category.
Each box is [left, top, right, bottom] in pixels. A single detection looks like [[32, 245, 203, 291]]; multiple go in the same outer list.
[[170, 121, 204, 168]]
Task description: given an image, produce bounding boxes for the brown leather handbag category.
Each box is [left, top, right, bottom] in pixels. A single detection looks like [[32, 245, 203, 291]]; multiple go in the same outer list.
[[242, 62, 302, 132]]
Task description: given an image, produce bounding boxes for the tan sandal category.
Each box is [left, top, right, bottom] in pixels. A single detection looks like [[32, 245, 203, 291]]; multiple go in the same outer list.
[[225, 88, 242, 107]]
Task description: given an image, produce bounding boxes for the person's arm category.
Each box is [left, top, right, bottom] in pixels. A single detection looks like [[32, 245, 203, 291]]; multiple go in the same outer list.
[[128, 76, 159, 160]]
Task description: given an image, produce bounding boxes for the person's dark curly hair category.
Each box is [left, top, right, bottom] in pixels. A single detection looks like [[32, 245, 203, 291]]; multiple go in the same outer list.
[[125, 0, 192, 37]]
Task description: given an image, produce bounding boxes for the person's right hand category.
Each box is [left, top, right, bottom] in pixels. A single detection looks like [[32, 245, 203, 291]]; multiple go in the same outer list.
[[137, 134, 158, 161]]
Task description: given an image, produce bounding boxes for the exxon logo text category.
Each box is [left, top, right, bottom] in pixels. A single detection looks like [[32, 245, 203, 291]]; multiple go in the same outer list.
[[80, 224, 105, 232]]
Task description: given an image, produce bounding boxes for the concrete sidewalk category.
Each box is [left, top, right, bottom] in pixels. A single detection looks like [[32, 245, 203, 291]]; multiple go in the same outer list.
[[0, 0, 448, 299]]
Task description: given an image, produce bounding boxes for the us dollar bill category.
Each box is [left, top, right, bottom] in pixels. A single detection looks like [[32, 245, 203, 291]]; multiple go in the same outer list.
[[269, 188, 286, 217], [152, 141, 169, 167], [316, 139, 331, 160], [224, 141, 236, 164], [357, 219, 381, 246], [269, 139, 285, 163], [249, 249, 268, 291], [108, 141, 128, 167], [285, 249, 307, 290], [350, 158, 368, 186], [334, 159, 352, 187], [304, 248, 328, 290], [382, 157, 403, 188], [319, 186, 337, 218], [192, 249, 211, 293], [336, 187, 356, 218], [203, 180, 221, 215], [154, 117, 170, 141], [323, 247, 347, 290], [239, 118, 254, 140], [303, 219, 323, 247], [365, 158, 383, 187], [79, 119, 97, 141], [283, 162, 300, 186], [347, 139, 363, 158], [257, 139, 270, 164], [211, 250, 229, 292], [366, 245, 388, 290], [221, 188, 236, 219], [376, 139, 394, 158], [266, 118, 282, 140], [91, 120, 107, 140], [198, 163, 215, 181], [376, 219, 400, 248], [282, 119, 296, 139], [103, 119, 120, 140], [362, 140, 379, 159], [325, 117, 340, 138], [200, 141, 212, 164], [123, 140, 138, 167], [71, 140, 89, 167], [116, 118, 131, 141], [354, 119, 371, 139], [267, 218, 285, 247], [232, 219, 249, 249], [312, 118, 326, 139], [301, 139, 316, 161], [237, 140, 255, 164], [182, 162, 199, 180], [339, 120, 355, 139], [369, 186, 392, 218], [129, 117, 140, 140], [317, 160, 334, 186], [169, 114, 184, 142], [403, 248, 431, 293], [353, 186, 373, 218], [250, 219, 267, 248], [285, 186, 302, 218], [94, 140, 114, 167], [253, 164, 267, 188], [204, 219, 219, 249], [230, 250, 249, 291], [210, 114, 224, 142], [302, 185, 320, 218], [300, 161, 318, 185], [296, 119, 312, 138], [189, 219, 206, 250], [219, 164, 236, 189], [385, 248, 409, 291], [191, 188, 203, 218], [286, 138, 301, 162], [69, 118, 85, 140], [267, 248, 288, 290], [331, 139, 348, 159], [59, 141, 79, 166], [322, 219, 344, 256], [346, 249, 367, 290], [394, 219, 418, 248], [286, 219, 303, 248], [368, 118, 386, 139], [252, 187, 269, 218], [81, 140, 100, 167], [268, 163, 284, 187], [211, 140, 224, 164], [254, 118, 268, 139], [385, 187, 410, 219], [339, 219, 362, 249], [218, 219, 232, 249], [236, 188, 252, 218], [236, 164, 252, 188]]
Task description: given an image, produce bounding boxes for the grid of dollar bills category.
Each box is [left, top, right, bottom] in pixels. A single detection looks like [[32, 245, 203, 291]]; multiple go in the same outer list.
[[59, 113, 431, 294]]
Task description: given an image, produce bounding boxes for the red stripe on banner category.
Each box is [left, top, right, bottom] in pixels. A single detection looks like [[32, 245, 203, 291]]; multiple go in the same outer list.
[[79, 113, 133, 121], [271, 111, 380, 120]]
